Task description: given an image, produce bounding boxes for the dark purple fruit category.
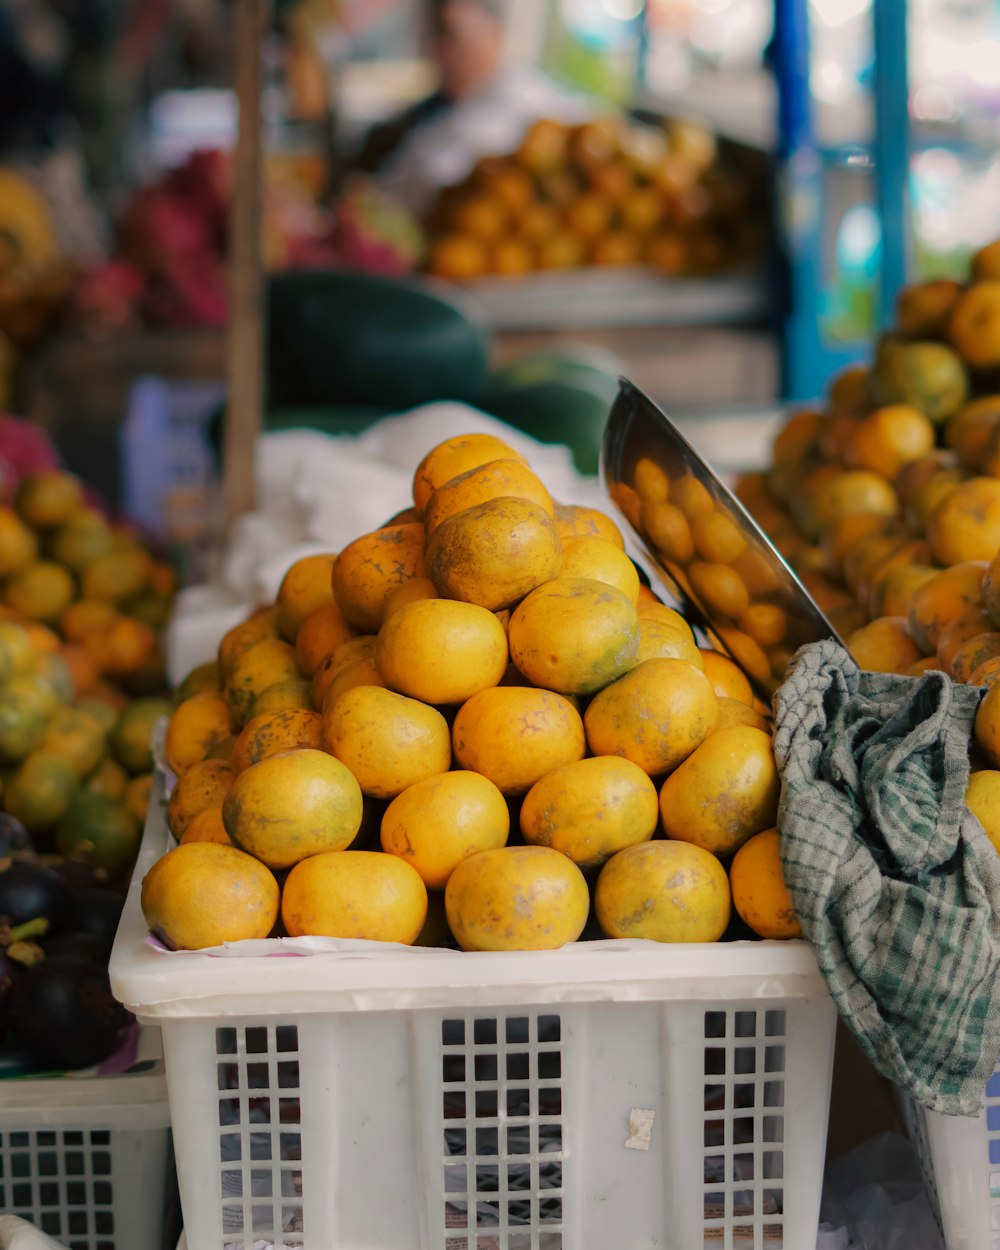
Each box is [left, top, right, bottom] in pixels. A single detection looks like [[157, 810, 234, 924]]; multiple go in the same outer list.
[[0, 813, 33, 859], [42, 931, 110, 966], [70, 888, 124, 949], [7, 956, 131, 1070], [0, 863, 73, 931]]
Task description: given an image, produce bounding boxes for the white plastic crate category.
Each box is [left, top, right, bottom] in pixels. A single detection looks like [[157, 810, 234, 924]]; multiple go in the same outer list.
[[110, 777, 837, 1250], [899, 1063, 1000, 1250], [0, 1039, 172, 1250]]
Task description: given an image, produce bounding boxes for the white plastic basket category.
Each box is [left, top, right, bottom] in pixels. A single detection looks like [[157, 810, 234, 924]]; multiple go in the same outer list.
[[0, 1037, 172, 1250], [898, 1065, 1000, 1250], [110, 777, 837, 1250]]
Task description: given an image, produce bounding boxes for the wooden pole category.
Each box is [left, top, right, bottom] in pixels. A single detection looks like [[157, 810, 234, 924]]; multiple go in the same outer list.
[[223, 0, 267, 527]]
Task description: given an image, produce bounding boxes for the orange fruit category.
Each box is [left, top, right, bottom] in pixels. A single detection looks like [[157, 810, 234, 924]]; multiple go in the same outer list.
[[699, 650, 754, 705], [691, 511, 747, 564], [324, 685, 451, 799], [312, 637, 376, 704], [109, 697, 171, 774], [948, 281, 1000, 369], [508, 577, 639, 696], [641, 500, 694, 563], [951, 632, 1000, 685], [983, 548, 1000, 628], [424, 459, 554, 536], [659, 725, 778, 856], [81, 549, 151, 603], [125, 773, 153, 825], [552, 502, 624, 548], [426, 497, 562, 612], [519, 755, 658, 868], [966, 770, 1000, 853], [62, 599, 118, 642], [844, 405, 935, 479], [945, 397, 1000, 468], [3, 750, 78, 834], [382, 577, 438, 618], [848, 617, 921, 675], [165, 691, 234, 775], [807, 470, 898, 540], [729, 828, 801, 939], [0, 507, 38, 576], [4, 561, 74, 623], [83, 616, 158, 678], [141, 842, 279, 950], [282, 850, 428, 943], [275, 552, 338, 641], [412, 433, 527, 513], [936, 607, 995, 674], [868, 564, 937, 620], [427, 234, 489, 280], [231, 707, 323, 773], [332, 523, 427, 633], [225, 639, 301, 725], [688, 562, 750, 623], [223, 747, 362, 868], [380, 770, 509, 889], [15, 470, 84, 528], [634, 458, 671, 505], [376, 598, 507, 705], [671, 475, 714, 521], [927, 477, 1000, 565], [180, 806, 231, 846], [251, 678, 314, 717], [739, 603, 787, 649], [167, 758, 234, 839], [47, 508, 113, 573], [636, 611, 703, 668], [319, 655, 386, 714], [445, 845, 589, 951], [908, 562, 986, 653], [452, 686, 585, 795], [294, 601, 355, 677], [41, 707, 106, 778], [969, 655, 1000, 688], [716, 696, 770, 732], [584, 657, 718, 777], [218, 609, 282, 679], [595, 840, 730, 942], [975, 683, 1000, 766], [558, 535, 639, 601]]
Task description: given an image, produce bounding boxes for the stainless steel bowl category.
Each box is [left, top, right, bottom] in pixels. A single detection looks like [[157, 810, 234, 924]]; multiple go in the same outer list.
[[602, 379, 840, 697]]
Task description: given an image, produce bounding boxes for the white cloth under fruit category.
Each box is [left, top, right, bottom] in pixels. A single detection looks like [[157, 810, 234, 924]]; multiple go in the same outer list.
[[0, 1216, 74, 1250], [164, 403, 611, 683]]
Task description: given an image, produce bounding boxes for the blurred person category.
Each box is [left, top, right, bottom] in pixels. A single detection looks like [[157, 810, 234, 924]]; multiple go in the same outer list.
[[352, 0, 586, 214]]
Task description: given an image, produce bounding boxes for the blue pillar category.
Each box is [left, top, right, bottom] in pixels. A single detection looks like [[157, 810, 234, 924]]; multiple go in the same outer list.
[[873, 0, 910, 324]]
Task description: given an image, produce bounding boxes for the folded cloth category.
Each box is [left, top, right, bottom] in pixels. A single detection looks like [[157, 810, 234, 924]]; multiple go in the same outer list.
[[772, 638, 1000, 1115]]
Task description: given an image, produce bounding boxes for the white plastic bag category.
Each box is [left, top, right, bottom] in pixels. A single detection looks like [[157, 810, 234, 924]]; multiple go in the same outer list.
[[0, 1215, 73, 1250]]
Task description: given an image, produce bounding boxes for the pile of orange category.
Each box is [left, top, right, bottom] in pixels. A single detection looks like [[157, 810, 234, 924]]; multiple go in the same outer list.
[[730, 238, 1000, 689], [143, 431, 800, 953], [424, 116, 762, 281]]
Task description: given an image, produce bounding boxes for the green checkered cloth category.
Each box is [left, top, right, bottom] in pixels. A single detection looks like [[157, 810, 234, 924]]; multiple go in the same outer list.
[[772, 639, 1000, 1115]]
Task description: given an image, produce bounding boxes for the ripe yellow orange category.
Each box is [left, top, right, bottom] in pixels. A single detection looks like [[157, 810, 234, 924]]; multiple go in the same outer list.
[[218, 609, 282, 679], [635, 611, 703, 667], [332, 523, 427, 633], [552, 502, 624, 548], [380, 770, 509, 888], [141, 842, 279, 950], [633, 458, 671, 504], [61, 599, 118, 643], [908, 562, 986, 653], [807, 470, 898, 540], [81, 549, 151, 603], [729, 828, 801, 939], [520, 755, 658, 868], [426, 496, 562, 612], [231, 707, 324, 773], [699, 650, 754, 705], [558, 535, 640, 601], [251, 678, 315, 717], [927, 477, 1000, 565], [282, 850, 428, 944], [225, 639, 301, 725], [275, 552, 338, 641], [641, 500, 694, 563], [659, 725, 779, 856], [974, 683, 1000, 766], [294, 601, 355, 677], [595, 840, 730, 942], [424, 459, 554, 535], [376, 598, 508, 705], [716, 695, 770, 732], [166, 758, 234, 839], [452, 685, 585, 795], [324, 685, 451, 798], [691, 511, 747, 564], [687, 563, 750, 623], [966, 770, 1000, 854], [165, 691, 234, 775], [382, 577, 438, 618], [445, 845, 589, 951], [584, 657, 718, 776], [413, 433, 527, 513], [848, 617, 921, 675], [739, 603, 788, 649], [0, 508, 38, 576], [952, 633, 1000, 685], [4, 561, 74, 623], [41, 707, 107, 778], [180, 806, 231, 846], [223, 747, 363, 868], [844, 405, 935, 479], [320, 655, 387, 714], [671, 475, 714, 521], [15, 470, 84, 528], [936, 607, 995, 673], [508, 577, 639, 696]]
